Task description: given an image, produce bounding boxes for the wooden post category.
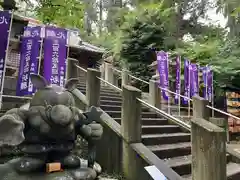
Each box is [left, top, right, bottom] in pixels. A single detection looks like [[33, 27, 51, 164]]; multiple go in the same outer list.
[[192, 97, 227, 180], [191, 118, 226, 180], [121, 69, 129, 87], [192, 96, 210, 120], [121, 85, 142, 179], [210, 117, 229, 142], [86, 68, 101, 107], [105, 63, 114, 84], [149, 80, 161, 109], [100, 63, 105, 86], [67, 59, 78, 80]]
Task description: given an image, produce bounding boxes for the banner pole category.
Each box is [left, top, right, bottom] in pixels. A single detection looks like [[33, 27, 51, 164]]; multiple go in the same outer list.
[[188, 60, 191, 118], [178, 55, 181, 117], [167, 52, 170, 115], [205, 65, 208, 101], [37, 38, 43, 75], [0, 10, 14, 110], [65, 44, 70, 82], [211, 70, 214, 117], [65, 30, 70, 82]]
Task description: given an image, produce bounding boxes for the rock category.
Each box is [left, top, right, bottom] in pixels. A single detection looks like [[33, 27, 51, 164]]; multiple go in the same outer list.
[[0, 158, 97, 180]]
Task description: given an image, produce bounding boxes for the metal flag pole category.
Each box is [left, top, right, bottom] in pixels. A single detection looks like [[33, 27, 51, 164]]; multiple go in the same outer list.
[[188, 60, 191, 118], [167, 52, 170, 115], [37, 39, 43, 75], [38, 26, 45, 75], [0, 10, 14, 110], [205, 65, 208, 102], [178, 55, 181, 117], [65, 30, 70, 82], [211, 69, 214, 117]]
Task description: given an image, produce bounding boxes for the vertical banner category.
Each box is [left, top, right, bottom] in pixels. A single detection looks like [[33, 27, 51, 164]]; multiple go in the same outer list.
[[183, 59, 190, 104], [157, 51, 169, 100], [16, 26, 41, 96], [202, 66, 208, 100], [43, 26, 68, 86], [202, 66, 213, 102], [0, 10, 12, 94], [207, 68, 213, 103], [175, 55, 181, 104], [190, 63, 199, 97]]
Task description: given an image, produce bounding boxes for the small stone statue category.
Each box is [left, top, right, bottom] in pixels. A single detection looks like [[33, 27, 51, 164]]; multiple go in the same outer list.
[[0, 74, 103, 180]]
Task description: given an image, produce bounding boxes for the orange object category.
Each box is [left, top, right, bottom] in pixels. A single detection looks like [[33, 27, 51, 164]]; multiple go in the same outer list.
[[46, 162, 62, 173]]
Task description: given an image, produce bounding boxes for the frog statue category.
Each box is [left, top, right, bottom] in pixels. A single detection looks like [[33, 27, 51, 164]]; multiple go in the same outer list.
[[0, 74, 103, 180]]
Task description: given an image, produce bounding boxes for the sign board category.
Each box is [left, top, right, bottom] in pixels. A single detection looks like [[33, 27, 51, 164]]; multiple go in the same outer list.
[[144, 165, 168, 180]]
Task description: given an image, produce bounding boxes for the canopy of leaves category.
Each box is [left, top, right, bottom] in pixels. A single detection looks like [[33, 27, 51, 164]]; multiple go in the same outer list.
[[34, 0, 85, 29], [111, 3, 177, 90]]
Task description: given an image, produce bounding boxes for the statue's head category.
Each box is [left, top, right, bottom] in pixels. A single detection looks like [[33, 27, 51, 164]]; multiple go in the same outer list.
[[29, 74, 79, 128]]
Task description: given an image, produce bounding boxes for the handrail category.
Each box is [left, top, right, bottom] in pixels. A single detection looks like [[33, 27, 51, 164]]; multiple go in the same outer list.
[[207, 105, 240, 121], [128, 74, 150, 85], [137, 98, 191, 130], [152, 81, 192, 101], [2, 95, 32, 100], [75, 64, 87, 73], [112, 67, 122, 74], [75, 63, 240, 123], [97, 77, 122, 92]]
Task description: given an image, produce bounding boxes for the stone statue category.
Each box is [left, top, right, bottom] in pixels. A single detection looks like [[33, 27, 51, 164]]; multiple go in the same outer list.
[[0, 74, 103, 180]]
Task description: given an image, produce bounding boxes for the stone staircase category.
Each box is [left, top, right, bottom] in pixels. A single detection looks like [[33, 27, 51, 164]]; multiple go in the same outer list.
[[77, 76, 240, 180]]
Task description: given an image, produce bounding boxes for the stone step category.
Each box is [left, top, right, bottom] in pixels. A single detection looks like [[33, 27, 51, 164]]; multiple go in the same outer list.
[[78, 87, 121, 96], [79, 89, 121, 97], [147, 142, 191, 159], [78, 85, 118, 92], [142, 125, 181, 134], [100, 105, 149, 112], [100, 96, 122, 101], [182, 162, 240, 180], [114, 118, 169, 125], [164, 154, 231, 176], [100, 100, 122, 106], [105, 111, 160, 119], [142, 133, 190, 146]]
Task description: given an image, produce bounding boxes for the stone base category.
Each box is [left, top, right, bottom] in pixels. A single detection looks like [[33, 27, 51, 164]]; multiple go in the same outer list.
[[0, 158, 97, 180]]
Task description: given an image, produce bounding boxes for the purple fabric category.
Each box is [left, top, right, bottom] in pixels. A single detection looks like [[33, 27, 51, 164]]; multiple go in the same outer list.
[[43, 27, 68, 87], [207, 68, 213, 103], [183, 59, 190, 104], [45, 26, 68, 43], [16, 26, 41, 96], [202, 66, 212, 101], [157, 51, 169, 100], [0, 10, 11, 91], [190, 63, 199, 97], [43, 38, 67, 86], [175, 56, 181, 104]]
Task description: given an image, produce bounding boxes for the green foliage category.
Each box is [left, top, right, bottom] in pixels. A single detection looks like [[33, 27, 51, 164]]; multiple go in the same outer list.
[[112, 3, 177, 90], [35, 0, 85, 29]]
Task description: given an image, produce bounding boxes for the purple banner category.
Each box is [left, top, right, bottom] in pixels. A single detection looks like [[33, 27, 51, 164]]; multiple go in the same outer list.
[[175, 56, 181, 104], [0, 10, 12, 91], [23, 26, 41, 38], [157, 51, 169, 100], [16, 26, 41, 96], [43, 38, 67, 86], [190, 63, 199, 97], [183, 59, 190, 104], [202, 66, 213, 102], [45, 26, 68, 43]]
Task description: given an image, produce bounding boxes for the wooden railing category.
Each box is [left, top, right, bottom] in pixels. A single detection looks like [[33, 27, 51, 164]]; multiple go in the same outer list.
[[74, 65, 238, 180]]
